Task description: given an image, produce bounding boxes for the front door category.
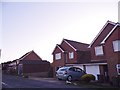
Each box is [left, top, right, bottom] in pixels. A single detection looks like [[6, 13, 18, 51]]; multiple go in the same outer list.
[[103, 65, 109, 82]]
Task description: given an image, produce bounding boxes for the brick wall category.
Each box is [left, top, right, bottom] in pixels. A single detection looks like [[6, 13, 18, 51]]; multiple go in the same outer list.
[[23, 63, 51, 73], [105, 26, 120, 80]]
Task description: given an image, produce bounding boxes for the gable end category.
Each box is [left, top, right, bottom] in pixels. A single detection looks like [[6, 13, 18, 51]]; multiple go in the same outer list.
[[101, 23, 120, 44], [88, 21, 116, 48], [63, 39, 77, 51]]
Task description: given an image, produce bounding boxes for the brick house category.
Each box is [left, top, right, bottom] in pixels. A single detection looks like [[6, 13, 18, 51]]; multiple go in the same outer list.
[[52, 39, 91, 76], [52, 21, 120, 81], [2, 61, 13, 73], [88, 20, 120, 81], [103, 23, 120, 80], [5, 50, 51, 77]]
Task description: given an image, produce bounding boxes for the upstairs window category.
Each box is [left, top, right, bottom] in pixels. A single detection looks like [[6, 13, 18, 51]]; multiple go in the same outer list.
[[95, 46, 104, 56], [55, 53, 61, 60], [69, 52, 74, 59], [113, 40, 120, 52]]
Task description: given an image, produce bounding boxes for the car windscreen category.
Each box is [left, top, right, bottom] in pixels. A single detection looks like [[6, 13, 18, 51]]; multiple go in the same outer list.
[[58, 67, 69, 71]]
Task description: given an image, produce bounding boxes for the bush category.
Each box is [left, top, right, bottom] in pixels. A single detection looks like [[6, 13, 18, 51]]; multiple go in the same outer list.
[[80, 74, 95, 83]]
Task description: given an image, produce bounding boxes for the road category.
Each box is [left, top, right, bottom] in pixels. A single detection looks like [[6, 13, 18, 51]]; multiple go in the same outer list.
[[2, 74, 91, 89]]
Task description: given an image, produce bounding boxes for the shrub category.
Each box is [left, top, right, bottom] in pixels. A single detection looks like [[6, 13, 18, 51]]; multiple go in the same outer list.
[[80, 74, 95, 83]]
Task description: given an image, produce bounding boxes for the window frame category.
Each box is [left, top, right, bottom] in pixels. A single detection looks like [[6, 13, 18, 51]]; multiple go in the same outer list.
[[69, 52, 74, 59], [55, 53, 61, 60], [112, 40, 120, 52], [95, 46, 104, 56], [116, 64, 120, 75]]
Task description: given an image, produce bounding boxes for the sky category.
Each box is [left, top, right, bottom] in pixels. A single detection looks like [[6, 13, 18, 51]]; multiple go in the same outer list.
[[1, 0, 119, 63]]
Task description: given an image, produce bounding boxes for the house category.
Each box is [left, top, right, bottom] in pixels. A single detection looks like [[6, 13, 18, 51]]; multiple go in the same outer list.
[[52, 39, 91, 76], [88, 20, 120, 81], [4, 50, 51, 77], [2, 61, 12, 73], [52, 21, 120, 82], [103, 22, 120, 80]]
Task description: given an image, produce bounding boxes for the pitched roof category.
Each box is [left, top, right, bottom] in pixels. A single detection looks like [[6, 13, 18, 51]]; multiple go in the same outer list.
[[63, 39, 89, 51], [52, 44, 65, 54], [19, 50, 42, 60], [57, 44, 65, 52], [88, 20, 116, 48], [19, 51, 32, 60], [101, 23, 120, 44]]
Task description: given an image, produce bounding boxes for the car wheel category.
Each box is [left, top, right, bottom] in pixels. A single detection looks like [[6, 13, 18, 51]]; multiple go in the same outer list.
[[67, 76, 72, 81]]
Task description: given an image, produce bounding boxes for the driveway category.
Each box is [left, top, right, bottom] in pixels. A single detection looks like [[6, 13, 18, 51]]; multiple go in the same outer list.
[[2, 74, 91, 89]]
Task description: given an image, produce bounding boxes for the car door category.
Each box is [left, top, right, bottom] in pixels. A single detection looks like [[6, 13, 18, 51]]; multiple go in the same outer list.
[[68, 67, 76, 76], [68, 67, 79, 79], [74, 67, 84, 78]]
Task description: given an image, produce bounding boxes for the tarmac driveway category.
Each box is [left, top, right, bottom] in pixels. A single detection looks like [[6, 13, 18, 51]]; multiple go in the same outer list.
[[2, 74, 89, 89]]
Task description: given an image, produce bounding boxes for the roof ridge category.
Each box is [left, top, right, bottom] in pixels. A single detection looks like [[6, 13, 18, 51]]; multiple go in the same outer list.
[[63, 39, 77, 51], [107, 20, 116, 25], [63, 39, 89, 51], [64, 39, 89, 45], [19, 50, 35, 60]]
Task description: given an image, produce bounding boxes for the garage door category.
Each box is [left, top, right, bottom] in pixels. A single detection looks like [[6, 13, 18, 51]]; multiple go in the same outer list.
[[86, 65, 100, 80]]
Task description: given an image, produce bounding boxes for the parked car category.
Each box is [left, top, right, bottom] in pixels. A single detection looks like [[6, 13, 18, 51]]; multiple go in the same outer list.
[[56, 66, 86, 81]]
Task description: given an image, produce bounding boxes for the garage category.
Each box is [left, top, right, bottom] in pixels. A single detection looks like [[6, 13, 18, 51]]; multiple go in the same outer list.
[[85, 65, 100, 80]]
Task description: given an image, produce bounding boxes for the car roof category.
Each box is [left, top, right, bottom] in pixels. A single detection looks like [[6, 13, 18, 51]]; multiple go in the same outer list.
[[59, 66, 70, 69], [59, 66, 81, 69]]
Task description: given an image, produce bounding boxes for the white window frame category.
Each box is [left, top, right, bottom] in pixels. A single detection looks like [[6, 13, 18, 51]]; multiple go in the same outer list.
[[116, 64, 120, 75], [95, 46, 104, 56], [69, 52, 74, 59], [55, 53, 61, 60], [113, 40, 120, 52]]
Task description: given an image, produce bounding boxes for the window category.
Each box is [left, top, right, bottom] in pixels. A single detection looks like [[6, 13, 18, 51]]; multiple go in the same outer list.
[[95, 46, 104, 56], [69, 67, 75, 71], [69, 52, 74, 59], [55, 53, 61, 60], [116, 64, 120, 75], [113, 40, 120, 52], [75, 68, 82, 72]]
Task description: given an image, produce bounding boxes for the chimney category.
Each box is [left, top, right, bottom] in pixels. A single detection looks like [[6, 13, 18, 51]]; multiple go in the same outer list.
[[118, 1, 120, 23]]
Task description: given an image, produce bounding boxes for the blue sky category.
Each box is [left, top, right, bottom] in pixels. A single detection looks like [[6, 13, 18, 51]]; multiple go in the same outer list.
[[1, 0, 119, 63]]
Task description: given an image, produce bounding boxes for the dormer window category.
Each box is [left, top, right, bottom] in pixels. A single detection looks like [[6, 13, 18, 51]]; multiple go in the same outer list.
[[95, 46, 104, 56], [69, 52, 74, 59], [55, 53, 61, 60], [113, 40, 120, 52]]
